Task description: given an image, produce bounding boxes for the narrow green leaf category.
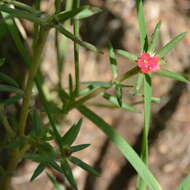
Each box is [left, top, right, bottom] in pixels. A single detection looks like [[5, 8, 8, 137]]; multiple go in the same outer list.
[[0, 5, 44, 24], [148, 21, 161, 53], [158, 32, 186, 58], [70, 144, 90, 153], [49, 161, 64, 174], [103, 93, 139, 112], [42, 102, 63, 114], [54, 25, 102, 53], [0, 72, 19, 87], [81, 81, 112, 88], [115, 49, 138, 61], [135, 0, 147, 51], [115, 84, 122, 107], [3, 94, 22, 106], [61, 160, 77, 190], [177, 175, 190, 190], [77, 106, 162, 190], [78, 85, 97, 97], [48, 160, 64, 174], [5, 0, 41, 15], [47, 173, 63, 190], [30, 163, 46, 181], [76, 6, 102, 19], [54, 6, 89, 22], [62, 119, 82, 146], [69, 156, 99, 176], [0, 84, 23, 95], [108, 43, 118, 79], [135, 73, 144, 95], [156, 69, 188, 83], [1, 11, 30, 67], [69, 73, 73, 96]]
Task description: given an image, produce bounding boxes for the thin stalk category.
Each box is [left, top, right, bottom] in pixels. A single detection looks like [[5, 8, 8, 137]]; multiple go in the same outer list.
[[0, 107, 15, 138], [137, 74, 152, 190], [73, 0, 80, 95], [18, 26, 49, 136], [55, 0, 73, 87], [0, 26, 49, 190]]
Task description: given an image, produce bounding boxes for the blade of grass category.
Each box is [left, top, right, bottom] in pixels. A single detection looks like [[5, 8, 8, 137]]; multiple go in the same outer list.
[[0, 5, 45, 24], [77, 105, 162, 190], [177, 175, 190, 190], [55, 0, 73, 87], [115, 49, 138, 61], [157, 32, 186, 58], [0, 72, 19, 87], [156, 69, 188, 83], [148, 21, 161, 54], [4, 0, 41, 15], [108, 43, 118, 79], [54, 24, 102, 53], [135, 0, 147, 51], [69, 156, 99, 176]]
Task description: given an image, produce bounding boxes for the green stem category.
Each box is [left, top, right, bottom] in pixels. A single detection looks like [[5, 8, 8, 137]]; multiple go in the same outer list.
[[55, 0, 73, 87], [67, 66, 139, 111], [18, 26, 49, 136], [137, 74, 152, 190], [0, 27, 49, 190], [73, 0, 80, 95]]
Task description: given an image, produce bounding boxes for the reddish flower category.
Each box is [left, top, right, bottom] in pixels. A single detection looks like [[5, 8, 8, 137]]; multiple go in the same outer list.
[[137, 53, 160, 73]]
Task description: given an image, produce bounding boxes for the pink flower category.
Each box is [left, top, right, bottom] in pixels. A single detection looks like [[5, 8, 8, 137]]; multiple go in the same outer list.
[[137, 53, 160, 73]]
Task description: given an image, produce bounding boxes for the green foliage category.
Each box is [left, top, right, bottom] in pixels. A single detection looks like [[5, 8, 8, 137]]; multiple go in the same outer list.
[[0, 0, 188, 190]]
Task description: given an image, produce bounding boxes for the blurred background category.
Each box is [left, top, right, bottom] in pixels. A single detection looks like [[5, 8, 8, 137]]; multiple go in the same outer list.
[[1, 0, 190, 189]]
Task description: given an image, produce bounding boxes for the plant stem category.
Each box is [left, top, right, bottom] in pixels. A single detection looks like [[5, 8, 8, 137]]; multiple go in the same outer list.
[[18, 26, 49, 136], [67, 66, 139, 110], [73, 0, 80, 95], [0, 26, 49, 190], [55, 0, 73, 87]]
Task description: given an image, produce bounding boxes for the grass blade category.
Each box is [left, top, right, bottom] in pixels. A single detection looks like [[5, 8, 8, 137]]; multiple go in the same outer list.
[[156, 69, 188, 83], [70, 144, 90, 153], [158, 32, 186, 58], [30, 163, 46, 181], [62, 119, 82, 146], [0, 72, 19, 87], [148, 21, 161, 53], [177, 175, 190, 190], [108, 43, 118, 79], [69, 156, 99, 176], [76, 6, 102, 19], [61, 160, 77, 190], [54, 24, 102, 53], [0, 84, 23, 95], [0, 5, 44, 24], [115, 49, 138, 61], [77, 105, 162, 190], [135, 0, 147, 51]]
